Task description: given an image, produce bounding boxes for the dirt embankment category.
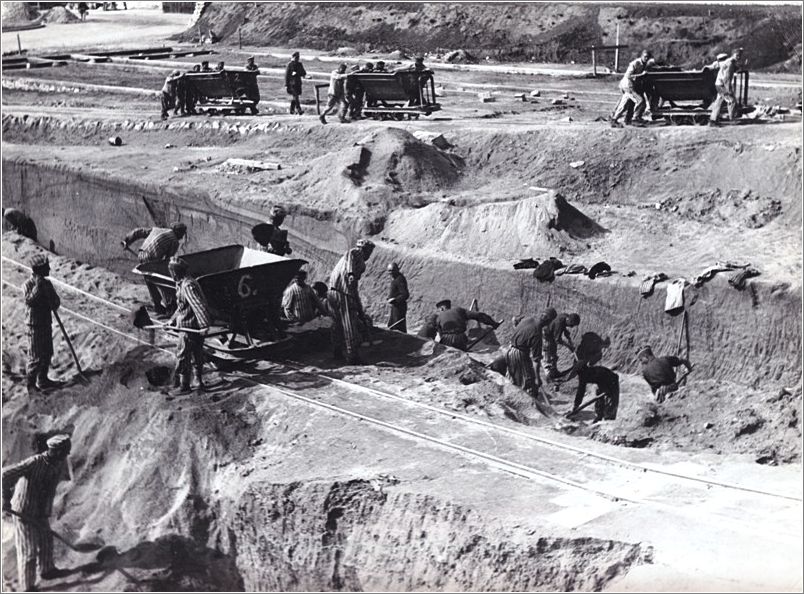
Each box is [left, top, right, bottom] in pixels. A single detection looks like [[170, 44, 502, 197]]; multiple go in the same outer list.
[[185, 3, 802, 69], [1, 238, 648, 592]]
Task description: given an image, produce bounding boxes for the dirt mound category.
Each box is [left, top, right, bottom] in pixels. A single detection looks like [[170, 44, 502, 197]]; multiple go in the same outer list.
[[42, 6, 80, 24], [654, 189, 783, 229], [184, 3, 801, 68], [384, 189, 606, 263], [1, 1, 38, 25], [277, 127, 461, 238], [562, 379, 802, 464]]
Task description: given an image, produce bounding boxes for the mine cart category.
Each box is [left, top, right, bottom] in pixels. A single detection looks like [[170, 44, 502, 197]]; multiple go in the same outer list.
[[315, 69, 441, 120], [185, 68, 260, 115], [134, 245, 307, 362], [643, 66, 750, 125]]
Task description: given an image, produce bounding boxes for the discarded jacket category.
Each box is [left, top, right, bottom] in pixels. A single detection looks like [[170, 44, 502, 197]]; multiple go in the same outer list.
[[693, 261, 750, 287], [640, 272, 669, 297], [588, 261, 612, 279], [664, 278, 687, 316], [513, 258, 539, 270], [728, 267, 761, 290]]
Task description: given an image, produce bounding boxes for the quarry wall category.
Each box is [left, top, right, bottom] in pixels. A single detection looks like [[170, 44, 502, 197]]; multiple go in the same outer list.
[[3, 157, 800, 389]]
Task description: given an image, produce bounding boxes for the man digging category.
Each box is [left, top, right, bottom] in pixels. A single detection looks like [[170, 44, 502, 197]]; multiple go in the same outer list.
[[3, 434, 73, 592], [24, 254, 62, 393], [638, 345, 692, 403], [503, 308, 557, 401]]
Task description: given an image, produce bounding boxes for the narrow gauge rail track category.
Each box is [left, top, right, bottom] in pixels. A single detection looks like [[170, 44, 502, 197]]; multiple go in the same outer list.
[[2, 255, 802, 510]]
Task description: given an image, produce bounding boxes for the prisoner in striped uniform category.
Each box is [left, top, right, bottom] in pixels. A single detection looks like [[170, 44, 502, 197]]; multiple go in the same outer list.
[[504, 308, 557, 398], [435, 300, 500, 351], [24, 254, 61, 391], [123, 222, 187, 315], [168, 257, 212, 393], [2, 434, 72, 592], [282, 270, 325, 324], [327, 239, 374, 364]]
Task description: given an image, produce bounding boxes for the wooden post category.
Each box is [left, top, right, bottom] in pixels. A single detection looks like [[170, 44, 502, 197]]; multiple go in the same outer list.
[[614, 23, 620, 72], [591, 47, 597, 76], [17, 33, 22, 55], [238, 28, 242, 50]]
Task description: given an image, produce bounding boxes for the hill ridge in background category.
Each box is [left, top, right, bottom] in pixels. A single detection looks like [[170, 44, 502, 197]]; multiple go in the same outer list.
[[182, 2, 802, 71]]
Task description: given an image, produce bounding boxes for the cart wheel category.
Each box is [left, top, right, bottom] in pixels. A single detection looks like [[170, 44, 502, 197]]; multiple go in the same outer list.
[[236, 108, 245, 115], [209, 108, 218, 116], [695, 115, 709, 126], [394, 113, 405, 121]]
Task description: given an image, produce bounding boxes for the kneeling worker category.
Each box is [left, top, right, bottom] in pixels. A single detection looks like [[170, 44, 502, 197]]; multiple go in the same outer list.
[[167, 257, 211, 393], [282, 270, 326, 325], [637, 345, 692, 402], [435, 299, 501, 351]]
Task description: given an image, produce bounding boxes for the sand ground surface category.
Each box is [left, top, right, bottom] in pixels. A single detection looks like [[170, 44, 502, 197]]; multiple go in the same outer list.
[[1, 6, 802, 593]]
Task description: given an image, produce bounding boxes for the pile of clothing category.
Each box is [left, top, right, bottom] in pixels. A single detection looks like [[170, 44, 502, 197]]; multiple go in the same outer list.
[[513, 257, 615, 282]]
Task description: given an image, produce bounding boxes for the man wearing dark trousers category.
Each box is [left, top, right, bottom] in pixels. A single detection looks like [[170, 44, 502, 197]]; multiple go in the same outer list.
[[386, 262, 409, 332]]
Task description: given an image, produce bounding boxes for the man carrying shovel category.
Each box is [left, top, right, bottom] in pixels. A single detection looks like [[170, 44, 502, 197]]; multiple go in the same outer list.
[[386, 262, 409, 333], [503, 308, 557, 400], [166, 257, 211, 393], [3, 434, 72, 591], [435, 299, 501, 351], [24, 254, 62, 392], [637, 345, 692, 403]]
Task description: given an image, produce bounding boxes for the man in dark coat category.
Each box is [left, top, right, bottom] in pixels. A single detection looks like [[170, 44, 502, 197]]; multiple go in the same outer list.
[[24, 254, 61, 391], [503, 308, 557, 397], [285, 52, 307, 115], [435, 300, 500, 351], [638, 345, 692, 402], [386, 262, 409, 332]]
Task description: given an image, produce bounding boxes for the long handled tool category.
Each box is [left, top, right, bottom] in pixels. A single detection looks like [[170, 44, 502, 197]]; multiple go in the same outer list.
[[388, 317, 407, 331], [466, 321, 503, 352], [6, 510, 102, 553], [53, 310, 89, 383], [565, 394, 605, 419], [119, 241, 138, 258]]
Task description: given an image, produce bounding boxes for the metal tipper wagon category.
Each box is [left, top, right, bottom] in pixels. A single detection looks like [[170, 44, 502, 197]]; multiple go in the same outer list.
[[134, 245, 307, 362], [184, 68, 261, 115], [642, 66, 750, 125]]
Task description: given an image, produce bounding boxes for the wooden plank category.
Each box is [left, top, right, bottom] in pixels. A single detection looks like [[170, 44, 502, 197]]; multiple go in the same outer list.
[[70, 54, 111, 63]]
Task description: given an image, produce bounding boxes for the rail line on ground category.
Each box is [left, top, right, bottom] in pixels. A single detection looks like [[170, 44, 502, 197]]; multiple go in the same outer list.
[[3, 253, 802, 505]]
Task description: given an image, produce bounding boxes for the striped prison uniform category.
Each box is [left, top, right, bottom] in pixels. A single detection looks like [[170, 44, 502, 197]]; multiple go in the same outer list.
[[23, 275, 60, 386], [2, 454, 67, 591], [125, 227, 181, 313], [436, 307, 494, 351], [328, 248, 367, 363], [172, 277, 211, 384], [504, 316, 543, 397], [124, 227, 180, 264], [282, 281, 323, 324], [387, 273, 409, 332], [542, 314, 572, 377]]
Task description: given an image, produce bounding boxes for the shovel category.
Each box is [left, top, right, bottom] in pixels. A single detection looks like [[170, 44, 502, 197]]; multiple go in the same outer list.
[[565, 394, 605, 419], [6, 510, 102, 553], [465, 321, 503, 352], [53, 310, 89, 384]]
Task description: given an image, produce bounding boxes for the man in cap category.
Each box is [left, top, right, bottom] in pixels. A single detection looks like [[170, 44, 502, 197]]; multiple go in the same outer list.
[[375, 61, 388, 73], [320, 63, 348, 124], [245, 56, 260, 72], [503, 308, 557, 398], [2, 434, 72, 591], [327, 239, 375, 363], [167, 256, 212, 393], [285, 51, 308, 115], [122, 222, 187, 316], [543, 312, 580, 380], [3, 208, 37, 241], [160, 70, 183, 120], [24, 254, 62, 392], [708, 48, 745, 126], [253, 206, 292, 256], [282, 270, 326, 325], [610, 49, 653, 128], [435, 299, 501, 351], [215, 61, 225, 71], [637, 345, 692, 402], [386, 262, 409, 333], [200, 60, 212, 72]]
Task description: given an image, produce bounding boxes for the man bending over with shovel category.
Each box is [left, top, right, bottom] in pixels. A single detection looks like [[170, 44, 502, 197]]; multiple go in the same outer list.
[[435, 299, 501, 351], [503, 308, 557, 399], [167, 256, 212, 393], [3, 434, 72, 591], [637, 345, 692, 403]]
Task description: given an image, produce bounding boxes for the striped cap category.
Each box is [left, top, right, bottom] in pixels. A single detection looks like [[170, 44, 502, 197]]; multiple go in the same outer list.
[[356, 239, 375, 249], [46, 434, 71, 450], [30, 254, 49, 269], [270, 205, 287, 218], [168, 256, 188, 273]]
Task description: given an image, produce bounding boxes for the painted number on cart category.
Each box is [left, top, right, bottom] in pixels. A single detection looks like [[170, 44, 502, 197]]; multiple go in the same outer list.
[[237, 274, 257, 298]]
